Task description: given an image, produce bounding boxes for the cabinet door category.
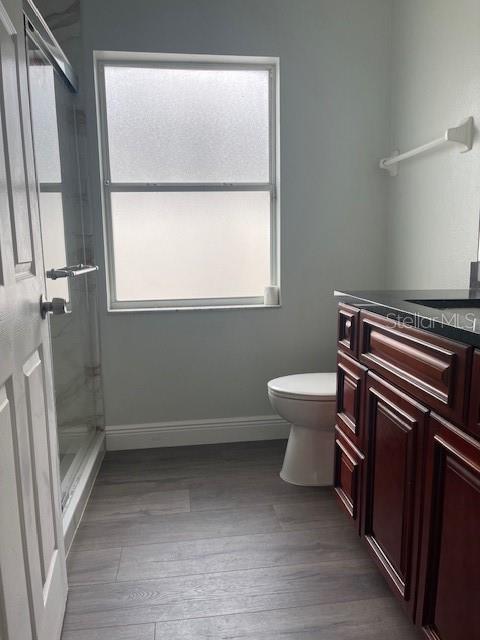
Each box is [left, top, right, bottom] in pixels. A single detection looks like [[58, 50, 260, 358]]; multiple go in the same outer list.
[[333, 426, 364, 531], [363, 372, 428, 620], [336, 350, 367, 451], [416, 414, 480, 640]]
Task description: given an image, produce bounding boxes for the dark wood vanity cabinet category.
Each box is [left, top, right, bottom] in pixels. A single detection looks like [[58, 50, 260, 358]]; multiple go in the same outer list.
[[416, 414, 480, 640], [335, 303, 480, 639], [363, 372, 428, 619]]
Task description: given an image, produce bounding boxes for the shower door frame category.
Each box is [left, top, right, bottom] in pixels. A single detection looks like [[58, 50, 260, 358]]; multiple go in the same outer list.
[[24, 0, 77, 92], [23, 0, 105, 547]]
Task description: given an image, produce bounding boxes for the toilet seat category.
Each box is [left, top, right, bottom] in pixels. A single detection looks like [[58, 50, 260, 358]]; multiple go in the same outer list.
[[267, 373, 336, 401]]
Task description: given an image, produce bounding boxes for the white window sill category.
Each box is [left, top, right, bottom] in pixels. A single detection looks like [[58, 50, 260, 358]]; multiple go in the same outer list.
[[107, 303, 282, 314]]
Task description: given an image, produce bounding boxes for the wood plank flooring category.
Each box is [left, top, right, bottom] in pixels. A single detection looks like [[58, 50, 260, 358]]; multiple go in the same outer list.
[[62, 440, 423, 639]]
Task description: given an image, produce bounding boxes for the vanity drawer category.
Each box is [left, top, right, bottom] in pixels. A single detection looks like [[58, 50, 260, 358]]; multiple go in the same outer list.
[[359, 311, 471, 424], [334, 427, 363, 530], [336, 350, 367, 451], [337, 303, 360, 357]]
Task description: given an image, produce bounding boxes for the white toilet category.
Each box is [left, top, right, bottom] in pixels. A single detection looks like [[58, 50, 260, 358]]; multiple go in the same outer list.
[[267, 372, 337, 486]]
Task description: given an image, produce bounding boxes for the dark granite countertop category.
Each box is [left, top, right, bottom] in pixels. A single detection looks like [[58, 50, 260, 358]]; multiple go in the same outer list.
[[334, 289, 480, 348]]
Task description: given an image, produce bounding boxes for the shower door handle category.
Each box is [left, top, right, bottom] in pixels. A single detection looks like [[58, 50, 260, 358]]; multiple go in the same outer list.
[[46, 264, 99, 280]]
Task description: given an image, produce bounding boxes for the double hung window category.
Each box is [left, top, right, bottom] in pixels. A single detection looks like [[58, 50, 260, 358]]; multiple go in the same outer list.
[[96, 54, 279, 310]]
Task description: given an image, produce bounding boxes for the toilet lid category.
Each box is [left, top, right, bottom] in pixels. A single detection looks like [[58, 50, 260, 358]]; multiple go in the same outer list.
[[268, 372, 337, 401]]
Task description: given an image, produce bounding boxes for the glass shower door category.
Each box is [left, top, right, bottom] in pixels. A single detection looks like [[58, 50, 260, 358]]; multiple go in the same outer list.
[[26, 22, 101, 509]]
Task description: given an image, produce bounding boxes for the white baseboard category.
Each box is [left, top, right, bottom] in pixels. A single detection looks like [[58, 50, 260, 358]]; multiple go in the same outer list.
[[105, 415, 290, 451]]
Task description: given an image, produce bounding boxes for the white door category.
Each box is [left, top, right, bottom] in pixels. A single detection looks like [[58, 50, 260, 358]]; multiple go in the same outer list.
[[0, 0, 67, 639]]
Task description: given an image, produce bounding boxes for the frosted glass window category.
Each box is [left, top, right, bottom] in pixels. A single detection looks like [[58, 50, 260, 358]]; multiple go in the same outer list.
[[97, 56, 278, 308], [28, 59, 61, 184], [103, 66, 270, 183], [111, 192, 270, 301]]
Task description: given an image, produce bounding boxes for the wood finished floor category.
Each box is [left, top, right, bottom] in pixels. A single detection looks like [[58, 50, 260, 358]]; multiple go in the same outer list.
[[62, 440, 423, 640]]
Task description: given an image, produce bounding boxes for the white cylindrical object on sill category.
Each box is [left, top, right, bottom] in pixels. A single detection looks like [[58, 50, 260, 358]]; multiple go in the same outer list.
[[264, 285, 279, 306]]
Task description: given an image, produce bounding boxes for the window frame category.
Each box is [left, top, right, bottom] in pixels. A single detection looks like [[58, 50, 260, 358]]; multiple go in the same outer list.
[[94, 53, 280, 312]]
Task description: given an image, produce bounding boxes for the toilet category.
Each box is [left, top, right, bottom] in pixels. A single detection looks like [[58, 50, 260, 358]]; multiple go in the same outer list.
[[267, 372, 337, 486]]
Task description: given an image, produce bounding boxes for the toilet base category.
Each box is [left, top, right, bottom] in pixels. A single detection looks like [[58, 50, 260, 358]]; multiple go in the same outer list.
[[280, 424, 334, 486]]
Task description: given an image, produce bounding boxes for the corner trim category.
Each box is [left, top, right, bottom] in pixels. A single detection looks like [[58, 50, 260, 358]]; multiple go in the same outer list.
[[105, 415, 290, 451]]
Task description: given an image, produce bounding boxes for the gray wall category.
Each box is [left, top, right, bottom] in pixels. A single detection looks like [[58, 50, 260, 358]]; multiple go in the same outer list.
[[386, 0, 480, 289], [80, 0, 391, 426]]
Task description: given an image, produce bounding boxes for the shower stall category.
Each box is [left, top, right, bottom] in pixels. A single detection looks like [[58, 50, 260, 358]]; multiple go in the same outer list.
[[24, 0, 104, 547]]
